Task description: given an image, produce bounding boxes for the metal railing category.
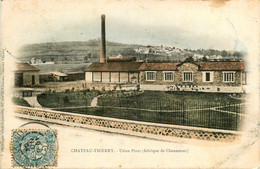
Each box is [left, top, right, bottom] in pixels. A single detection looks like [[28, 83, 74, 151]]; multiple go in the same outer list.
[[97, 97, 245, 131]]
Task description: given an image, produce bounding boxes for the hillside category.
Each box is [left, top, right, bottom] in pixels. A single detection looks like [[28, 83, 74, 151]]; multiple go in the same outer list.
[[19, 39, 138, 64], [19, 39, 244, 64]]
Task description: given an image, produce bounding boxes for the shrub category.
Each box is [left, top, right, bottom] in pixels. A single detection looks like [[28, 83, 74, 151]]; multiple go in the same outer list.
[[41, 93, 47, 99], [96, 90, 101, 95], [101, 87, 106, 93], [136, 84, 140, 91], [118, 85, 122, 90], [12, 97, 31, 107], [65, 89, 70, 93], [63, 96, 69, 103], [113, 86, 117, 91]]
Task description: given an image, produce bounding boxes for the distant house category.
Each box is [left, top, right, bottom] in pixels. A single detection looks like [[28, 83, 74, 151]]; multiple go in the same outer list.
[[51, 72, 68, 81], [66, 71, 85, 81], [39, 73, 54, 83], [14, 63, 40, 87], [39, 71, 85, 82]]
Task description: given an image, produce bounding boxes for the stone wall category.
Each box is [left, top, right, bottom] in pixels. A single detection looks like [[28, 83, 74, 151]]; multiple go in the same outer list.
[[140, 71, 175, 85], [14, 106, 241, 143], [175, 62, 201, 85], [129, 72, 139, 83], [140, 62, 242, 87]]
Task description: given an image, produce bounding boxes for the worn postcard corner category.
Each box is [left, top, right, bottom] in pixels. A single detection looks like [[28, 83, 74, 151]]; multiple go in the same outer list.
[[1, 0, 260, 168]]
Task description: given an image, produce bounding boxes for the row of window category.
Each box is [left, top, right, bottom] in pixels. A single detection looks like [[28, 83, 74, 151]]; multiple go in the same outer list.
[[146, 71, 236, 82]]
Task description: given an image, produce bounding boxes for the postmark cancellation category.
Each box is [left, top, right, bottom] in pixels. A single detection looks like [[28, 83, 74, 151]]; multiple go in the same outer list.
[[10, 129, 58, 168]]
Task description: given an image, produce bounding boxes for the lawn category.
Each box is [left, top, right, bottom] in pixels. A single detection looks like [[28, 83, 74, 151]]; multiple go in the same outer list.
[[57, 105, 242, 131], [98, 91, 244, 111], [55, 91, 245, 131], [12, 97, 31, 107], [119, 91, 242, 103], [37, 90, 100, 108]]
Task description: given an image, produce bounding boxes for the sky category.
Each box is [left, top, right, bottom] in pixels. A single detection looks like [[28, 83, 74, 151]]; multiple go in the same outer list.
[[1, 0, 259, 55]]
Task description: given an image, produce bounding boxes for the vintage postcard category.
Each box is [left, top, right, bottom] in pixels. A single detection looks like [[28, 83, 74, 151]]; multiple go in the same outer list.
[[0, 0, 259, 168]]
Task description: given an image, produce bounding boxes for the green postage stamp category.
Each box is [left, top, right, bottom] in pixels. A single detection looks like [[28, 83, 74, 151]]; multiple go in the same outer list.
[[11, 129, 58, 168]]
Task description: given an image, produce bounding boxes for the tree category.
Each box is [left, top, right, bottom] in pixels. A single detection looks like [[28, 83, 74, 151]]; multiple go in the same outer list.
[[184, 56, 194, 62], [233, 51, 242, 57], [63, 96, 69, 103], [202, 56, 208, 61], [221, 50, 228, 57]]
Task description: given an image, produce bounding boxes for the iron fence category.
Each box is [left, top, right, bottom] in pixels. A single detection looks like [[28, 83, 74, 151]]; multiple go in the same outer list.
[[97, 97, 245, 131]]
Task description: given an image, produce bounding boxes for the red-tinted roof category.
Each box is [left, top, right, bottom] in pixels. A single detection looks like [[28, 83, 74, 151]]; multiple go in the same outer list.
[[197, 62, 245, 71], [139, 62, 180, 71], [107, 57, 135, 62], [139, 62, 244, 71], [85, 62, 143, 72], [16, 63, 40, 71], [86, 61, 245, 72]]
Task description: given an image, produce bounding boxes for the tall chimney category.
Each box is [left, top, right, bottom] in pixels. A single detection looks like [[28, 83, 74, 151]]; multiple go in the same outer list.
[[100, 14, 106, 63]]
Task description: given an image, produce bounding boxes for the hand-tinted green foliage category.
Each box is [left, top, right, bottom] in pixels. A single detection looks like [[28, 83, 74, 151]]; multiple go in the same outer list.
[[37, 90, 100, 108], [12, 97, 31, 107]]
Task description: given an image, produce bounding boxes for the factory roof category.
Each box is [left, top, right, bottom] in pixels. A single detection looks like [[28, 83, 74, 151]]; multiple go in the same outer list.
[[85, 62, 143, 72], [51, 72, 68, 77], [86, 61, 245, 72], [16, 63, 40, 71], [139, 61, 244, 71]]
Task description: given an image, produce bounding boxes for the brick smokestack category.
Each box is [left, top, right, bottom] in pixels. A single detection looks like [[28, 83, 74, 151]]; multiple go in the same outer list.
[[100, 14, 106, 63]]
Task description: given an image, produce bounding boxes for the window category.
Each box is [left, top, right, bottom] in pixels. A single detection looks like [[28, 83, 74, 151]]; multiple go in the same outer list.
[[183, 72, 193, 82], [22, 91, 32, 97], [202, 71, 214, 82], [223, 72, 235, 82], [164, 71, 174, 81], [93, 72, 102, 82], [32, 75, 35, 85], [206, 73, 210, 81], [146, 71, 156, 81], [242, 72, 247, 85]]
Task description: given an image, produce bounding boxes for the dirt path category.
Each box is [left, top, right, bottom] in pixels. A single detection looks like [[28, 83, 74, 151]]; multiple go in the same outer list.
[[24, 96, 42, 108], [90, 95, 103, 107]]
